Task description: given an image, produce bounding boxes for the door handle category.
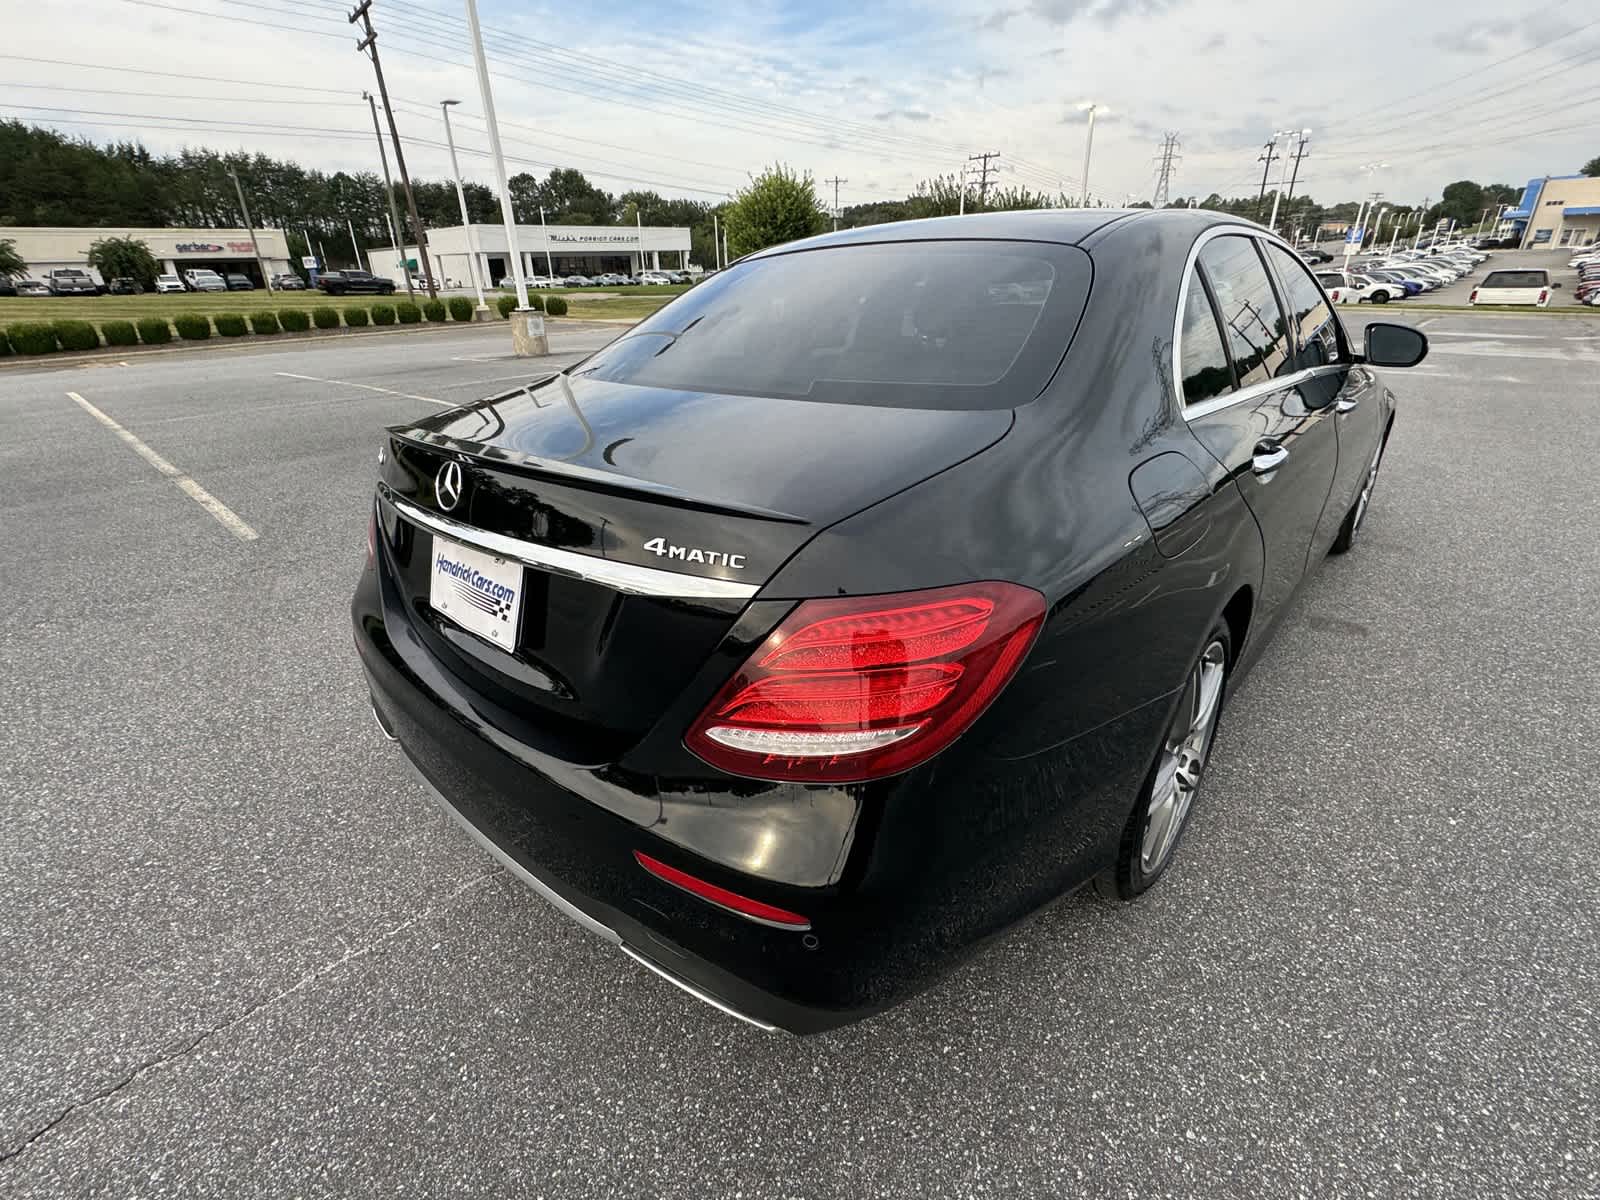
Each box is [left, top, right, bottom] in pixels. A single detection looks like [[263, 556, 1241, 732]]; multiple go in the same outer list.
[[1335, 397, 1359, 413], [1252, 445, 1289, 475]]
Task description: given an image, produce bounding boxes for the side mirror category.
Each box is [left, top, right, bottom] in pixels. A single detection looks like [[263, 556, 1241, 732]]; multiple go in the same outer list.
[[1552, 281, 1563, 289], [1364, 322, 1429, 368]]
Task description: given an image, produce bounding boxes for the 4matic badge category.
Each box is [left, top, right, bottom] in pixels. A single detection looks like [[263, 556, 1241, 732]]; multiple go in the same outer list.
[[642, 537, 746, 570]]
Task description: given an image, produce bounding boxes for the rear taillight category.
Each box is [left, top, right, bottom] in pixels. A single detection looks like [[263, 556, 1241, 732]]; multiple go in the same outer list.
[[1469, 289, 1479, 303], [1538, 289, 1549, 304], [685, 582, 1045, 783]]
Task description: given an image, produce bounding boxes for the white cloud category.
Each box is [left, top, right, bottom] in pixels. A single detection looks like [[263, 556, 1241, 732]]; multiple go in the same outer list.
[[1, 0, 1592, 213]]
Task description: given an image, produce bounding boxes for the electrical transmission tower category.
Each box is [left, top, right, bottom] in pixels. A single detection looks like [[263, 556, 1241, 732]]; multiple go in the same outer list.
[[967, 151, 1000, 209], [1153, 132, 1182, 208]]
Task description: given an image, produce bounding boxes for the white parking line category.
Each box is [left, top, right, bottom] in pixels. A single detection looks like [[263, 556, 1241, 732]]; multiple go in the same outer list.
[[1424, 331, 1548, 339], [275, 371, 452, 406], [66, 391, 258, 542], [1408, 370, 1525, 383]]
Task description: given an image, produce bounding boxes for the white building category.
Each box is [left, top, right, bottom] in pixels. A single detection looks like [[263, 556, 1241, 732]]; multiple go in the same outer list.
[[1, 226, 293, 285], [367, 223, 692, 288]]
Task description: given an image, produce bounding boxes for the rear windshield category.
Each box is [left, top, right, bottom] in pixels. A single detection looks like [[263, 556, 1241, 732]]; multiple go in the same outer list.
[[1482, 270, 1548, 288], [569, 240, 1091, 409]]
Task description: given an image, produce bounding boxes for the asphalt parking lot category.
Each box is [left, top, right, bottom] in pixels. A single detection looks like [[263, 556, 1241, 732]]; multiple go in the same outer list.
[[3, 311, 1598, 1197]]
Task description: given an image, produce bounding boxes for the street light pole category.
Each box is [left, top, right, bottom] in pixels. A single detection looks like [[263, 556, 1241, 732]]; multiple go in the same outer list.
[[440, 99, 487, 314], [462, 0, 529, 313], [1079, 103, 1098, 208], [225, 166, 273, 293]]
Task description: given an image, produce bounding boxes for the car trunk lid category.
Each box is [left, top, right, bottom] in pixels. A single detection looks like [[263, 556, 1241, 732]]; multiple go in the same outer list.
[[375, 373, 1012, 761]]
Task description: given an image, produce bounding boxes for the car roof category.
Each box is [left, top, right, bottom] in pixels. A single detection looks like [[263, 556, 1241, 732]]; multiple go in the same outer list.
[[751, 207, 1246, 258]]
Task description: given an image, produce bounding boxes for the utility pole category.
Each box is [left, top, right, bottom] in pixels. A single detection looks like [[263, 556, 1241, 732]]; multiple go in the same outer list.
[[225, 166, 273, 292], [1267, 128, 1308, 235], [362, 90, 413, 297], [825, 175, 847, 230], [440, 99, 487, 313], [539, 205, 555, 281], [350, 0, 436, 299], [345, 217, 361, 267], [1280, 130, 1311, 236], [1153, 132, 1181, 208], [958, 162, 968, 216], [1256, 135, 1281, 221], [967, 152, 1000, 210], [711, 211, 720, 269]]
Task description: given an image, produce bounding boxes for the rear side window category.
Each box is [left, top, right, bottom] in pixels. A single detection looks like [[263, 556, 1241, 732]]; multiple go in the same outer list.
[[1264, 244, 1344, 369], [1482, 270, 1548, 288], [1198, 236, 1292, 390], [1178, 274, 1234, 406], [571, 241, 1093, 409]]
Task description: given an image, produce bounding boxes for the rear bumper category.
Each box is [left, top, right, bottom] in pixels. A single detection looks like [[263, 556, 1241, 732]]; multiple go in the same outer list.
[[354, 564, 878, 1034], [351, 533, 1165, 1032], [372, 698, 785, 1031]]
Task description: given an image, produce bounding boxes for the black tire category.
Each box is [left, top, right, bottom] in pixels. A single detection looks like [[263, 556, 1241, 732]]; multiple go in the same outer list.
[[1330, 426, 1388, 554], [1101, 623, 1232, 901], [1370, 290, 1389, 304]]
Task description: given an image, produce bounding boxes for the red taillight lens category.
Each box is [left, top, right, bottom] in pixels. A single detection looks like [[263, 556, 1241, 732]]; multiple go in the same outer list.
[[1538, 289, 1549, 303], [685, 581, 1045, 783], [1469, 289, 1479, 303], [634, 851, 811, 930]]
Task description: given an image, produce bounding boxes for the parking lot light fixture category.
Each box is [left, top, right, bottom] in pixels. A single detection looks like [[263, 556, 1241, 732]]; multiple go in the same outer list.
[[440, 99, 487, 314]]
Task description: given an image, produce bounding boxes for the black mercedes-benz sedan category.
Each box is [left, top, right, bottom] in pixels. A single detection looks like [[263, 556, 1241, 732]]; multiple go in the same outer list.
[[352, 209, 1427, 1032]]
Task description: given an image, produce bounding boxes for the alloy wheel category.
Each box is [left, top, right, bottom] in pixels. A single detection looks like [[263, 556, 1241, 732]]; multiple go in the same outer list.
[[1140, 639, 1227, 876]]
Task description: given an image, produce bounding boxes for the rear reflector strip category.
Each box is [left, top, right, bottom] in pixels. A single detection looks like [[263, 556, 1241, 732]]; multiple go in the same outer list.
[[634, 851, 812, 931]]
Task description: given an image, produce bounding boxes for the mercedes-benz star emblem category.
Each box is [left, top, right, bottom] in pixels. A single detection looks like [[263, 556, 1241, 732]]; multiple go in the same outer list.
[[435, 460, 463, 512]]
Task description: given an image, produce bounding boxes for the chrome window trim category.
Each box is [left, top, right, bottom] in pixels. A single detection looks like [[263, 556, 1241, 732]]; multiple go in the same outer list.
[[1174, 224, 1348, 423], [380, 486, 760, 601]]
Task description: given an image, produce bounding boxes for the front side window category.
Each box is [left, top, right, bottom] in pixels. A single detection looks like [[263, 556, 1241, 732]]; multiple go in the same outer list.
[[1264, 243, 1344, 369], [1198, 236, 1291, 390], [1178, 273, 1234, 406]]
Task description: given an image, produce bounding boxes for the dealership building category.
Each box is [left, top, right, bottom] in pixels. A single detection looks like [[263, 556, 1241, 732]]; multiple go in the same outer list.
[[367, 222, 693, 287], [1500, 174, 1600, 250], [1, 226, 294, 285]]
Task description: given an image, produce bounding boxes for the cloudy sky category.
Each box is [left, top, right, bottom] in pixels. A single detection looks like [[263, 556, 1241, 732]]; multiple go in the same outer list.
[[2, 0, 1593, 212]]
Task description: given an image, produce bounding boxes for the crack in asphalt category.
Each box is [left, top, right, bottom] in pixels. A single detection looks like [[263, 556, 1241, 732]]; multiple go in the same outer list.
[[0, 868, 503, 1166]]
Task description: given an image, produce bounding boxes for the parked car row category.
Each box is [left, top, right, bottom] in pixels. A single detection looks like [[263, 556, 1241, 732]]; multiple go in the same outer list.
[[2, 269, 309, 297], [496, 271, 692, 289]]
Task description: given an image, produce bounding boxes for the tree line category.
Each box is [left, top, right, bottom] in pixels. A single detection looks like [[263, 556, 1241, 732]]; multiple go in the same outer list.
[[3, 121, 1592, 272], [0, 121, 720, 269]]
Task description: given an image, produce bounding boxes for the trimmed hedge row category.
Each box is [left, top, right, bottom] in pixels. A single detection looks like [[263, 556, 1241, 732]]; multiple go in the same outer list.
[[1, 295, 565, 356]]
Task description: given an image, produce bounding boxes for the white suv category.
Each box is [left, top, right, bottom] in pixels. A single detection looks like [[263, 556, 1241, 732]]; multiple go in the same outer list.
[[1470, 269, 1555, 307]]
